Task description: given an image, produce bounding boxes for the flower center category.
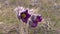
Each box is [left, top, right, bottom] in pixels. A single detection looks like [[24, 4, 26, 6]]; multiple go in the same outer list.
[[21, 13, 26, 18]]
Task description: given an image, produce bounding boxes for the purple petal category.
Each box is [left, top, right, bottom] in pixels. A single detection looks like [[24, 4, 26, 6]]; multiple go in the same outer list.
[[29, 15, 42, 28], [32, 21, 38, 27], [36, 16, 42, 22], [31, 15, 42, 22], [20, 10, 31, 23], [31, 15, 36, 21], [29, 20, 38, 28]]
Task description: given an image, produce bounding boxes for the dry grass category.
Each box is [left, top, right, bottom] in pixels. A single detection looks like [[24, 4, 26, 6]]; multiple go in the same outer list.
[[0, 0, 60, 34]]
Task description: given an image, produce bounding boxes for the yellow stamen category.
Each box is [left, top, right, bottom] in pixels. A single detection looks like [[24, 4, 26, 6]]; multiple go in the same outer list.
[[21, 14, 26, 18]]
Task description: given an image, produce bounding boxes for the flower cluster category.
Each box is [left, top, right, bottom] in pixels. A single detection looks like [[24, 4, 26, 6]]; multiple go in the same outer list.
[[14, 6, 42, 27]]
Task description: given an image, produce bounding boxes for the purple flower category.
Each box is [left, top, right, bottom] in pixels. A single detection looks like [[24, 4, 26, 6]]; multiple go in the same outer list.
[[14, 6, 42, 27], [29, 15, 42, 27], [29, 20, 38, 28], [19, 10, 31, 23], [36, 16, 42, 22], [31, 15, 42, 22]]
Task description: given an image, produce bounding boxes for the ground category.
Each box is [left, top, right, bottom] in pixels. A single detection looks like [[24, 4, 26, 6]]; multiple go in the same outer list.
[[0, 0, 60, 34]]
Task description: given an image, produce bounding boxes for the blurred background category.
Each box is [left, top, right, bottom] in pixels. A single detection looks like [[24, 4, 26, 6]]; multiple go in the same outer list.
[[0, 0, 60, 34]]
